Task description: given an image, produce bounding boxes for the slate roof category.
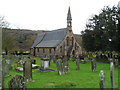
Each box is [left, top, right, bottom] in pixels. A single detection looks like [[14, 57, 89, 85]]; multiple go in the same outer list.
[[31, 33, 45, 48], [31, 28, 67, 48]]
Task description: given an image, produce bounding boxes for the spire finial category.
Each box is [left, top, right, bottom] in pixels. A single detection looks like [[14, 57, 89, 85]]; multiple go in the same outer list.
[[69, 1, 70, 6]]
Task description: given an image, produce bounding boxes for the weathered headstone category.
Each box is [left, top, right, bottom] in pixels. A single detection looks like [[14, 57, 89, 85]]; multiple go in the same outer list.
[[114, 59, 119, 67], [110, 61, 115, 89], [114, 55, 119, 67], [1, 59, 4, 89], [41, 58, 50, 70], [23, 60, 32, 82], [2, 71, 4, 89], [2, 59, 10, 77], [91, 59, 96, 72], [75, 55, 80, 70], [56, 59, 64, 75], [8, 75, 26, 89], [56, 56, 69, 75], [99, 70, 106, 90], [31, 59, 36, 64], [17, 60, 24, 67], [63, 56, 69, 73]]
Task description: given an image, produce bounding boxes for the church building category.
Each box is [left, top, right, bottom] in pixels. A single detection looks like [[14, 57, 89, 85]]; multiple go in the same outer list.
[[30, 7, 82, 57]]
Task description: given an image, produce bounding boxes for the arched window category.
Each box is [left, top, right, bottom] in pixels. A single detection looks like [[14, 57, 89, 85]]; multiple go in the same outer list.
[[60, 46, 62, 53], [37, 48, 39, 52], [66, 37, 69, 46], [49, 48, 51, 53], [71, 37, 74, 46], [75, 43, 77, 50], [43, 48, 45, 53]]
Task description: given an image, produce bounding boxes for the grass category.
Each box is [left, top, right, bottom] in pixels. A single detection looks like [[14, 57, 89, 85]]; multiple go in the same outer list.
[[4, 57, 119, 88]]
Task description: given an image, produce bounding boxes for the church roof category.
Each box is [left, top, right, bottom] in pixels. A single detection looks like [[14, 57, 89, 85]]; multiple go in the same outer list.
[[67, 7, 72, 20], [31, 33, 46, 48], [31, 28, 67, 48]]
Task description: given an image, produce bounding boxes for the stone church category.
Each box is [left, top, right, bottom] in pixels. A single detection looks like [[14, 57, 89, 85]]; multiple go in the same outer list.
[[30, 7, 82, 57]]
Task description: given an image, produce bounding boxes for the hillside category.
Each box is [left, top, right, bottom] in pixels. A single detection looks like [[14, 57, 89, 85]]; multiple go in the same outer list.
[[2, 28, 82, 53], [2, 28, 47, 53]]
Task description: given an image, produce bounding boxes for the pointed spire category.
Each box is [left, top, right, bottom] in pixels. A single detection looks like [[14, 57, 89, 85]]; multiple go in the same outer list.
[[67, 6, 72, 20]]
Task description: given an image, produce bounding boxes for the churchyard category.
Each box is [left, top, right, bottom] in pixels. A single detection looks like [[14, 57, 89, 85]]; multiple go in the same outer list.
[[2, 52, 119, 89]]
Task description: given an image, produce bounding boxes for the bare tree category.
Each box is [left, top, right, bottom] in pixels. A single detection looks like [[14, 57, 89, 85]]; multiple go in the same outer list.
[[2, 29, 15, 55], [0, 16, 9, 28]]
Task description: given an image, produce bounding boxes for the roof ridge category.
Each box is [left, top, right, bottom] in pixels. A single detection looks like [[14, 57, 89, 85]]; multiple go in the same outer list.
[[35, 33, 46, 47], [50, 28, 67, 31]]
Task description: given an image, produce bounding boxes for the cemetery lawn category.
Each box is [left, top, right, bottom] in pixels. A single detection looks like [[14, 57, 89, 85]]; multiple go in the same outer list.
[[4, 57, 119, 88]]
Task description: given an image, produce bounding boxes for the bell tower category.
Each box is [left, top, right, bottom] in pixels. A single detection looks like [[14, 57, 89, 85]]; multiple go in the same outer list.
[[67, 6, 72, 31]]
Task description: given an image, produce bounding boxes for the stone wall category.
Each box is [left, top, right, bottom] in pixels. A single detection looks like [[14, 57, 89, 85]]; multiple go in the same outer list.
[[30, 30, 82, 57]]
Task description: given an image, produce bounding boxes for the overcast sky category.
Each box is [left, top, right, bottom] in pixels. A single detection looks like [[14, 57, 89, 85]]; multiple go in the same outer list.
[[0, 0, 120, 34]]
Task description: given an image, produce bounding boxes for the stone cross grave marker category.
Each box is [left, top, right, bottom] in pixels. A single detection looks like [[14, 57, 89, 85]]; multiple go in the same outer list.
[[99, 70, 106, 90], [23, 60, 32, 82], [91, 59, 96, 72], [110, 61, 115, 89], [8, 75, 26, 89]]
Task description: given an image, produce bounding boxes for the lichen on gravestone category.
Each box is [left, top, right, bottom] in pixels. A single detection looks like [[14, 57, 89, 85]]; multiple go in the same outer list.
[[8, 75, 26, 89], [23, 60, 32, 82], [99, 70, 106, 89], [110, 61, 115, 89]]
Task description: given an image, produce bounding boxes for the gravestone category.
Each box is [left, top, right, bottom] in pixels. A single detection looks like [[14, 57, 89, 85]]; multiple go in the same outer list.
[[91, 59, 96, 72], [63, 56, 69, 73], [114, 55, 119, 67], [17, 60, 24, 67], [2, 59, 10, 77], [2, 71, 4, 89], [52, 55, 56, 64], [8, 75, 26, 89], [56, 59, 64, 75], [110, 61, 115, 89], [23, 60, 32, 82], [0, 59, 4, 89], [99, 70, 106, 89], [41, 58, 50, 69], [31, 59, 36, 64], [75, 55, 80, 70], [56, 56, 69, 75], [114, 59, 119, 67]]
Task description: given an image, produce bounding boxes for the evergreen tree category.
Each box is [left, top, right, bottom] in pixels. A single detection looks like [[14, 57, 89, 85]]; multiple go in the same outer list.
[[81, 6, 119, 52]]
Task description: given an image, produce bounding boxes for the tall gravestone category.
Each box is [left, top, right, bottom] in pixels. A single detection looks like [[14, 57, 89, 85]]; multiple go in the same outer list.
[[2, 59, 10, 77], [56, 58, 64, 75], [75, 55, 80, 70], [63, 56, 69, 73], [41, 58, 50, 70], [114, 55, 119, 67], [91, 59, 96, 72], [23, 60, 32, 82], [8, 75, 26, 89], [99, 70, 106, 90], [2, 70, 4, 89], [1, 59, 4, 89], [56, 56, 69, 75], [110, 61, 115, 89], [0, 28, 2, 89]]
